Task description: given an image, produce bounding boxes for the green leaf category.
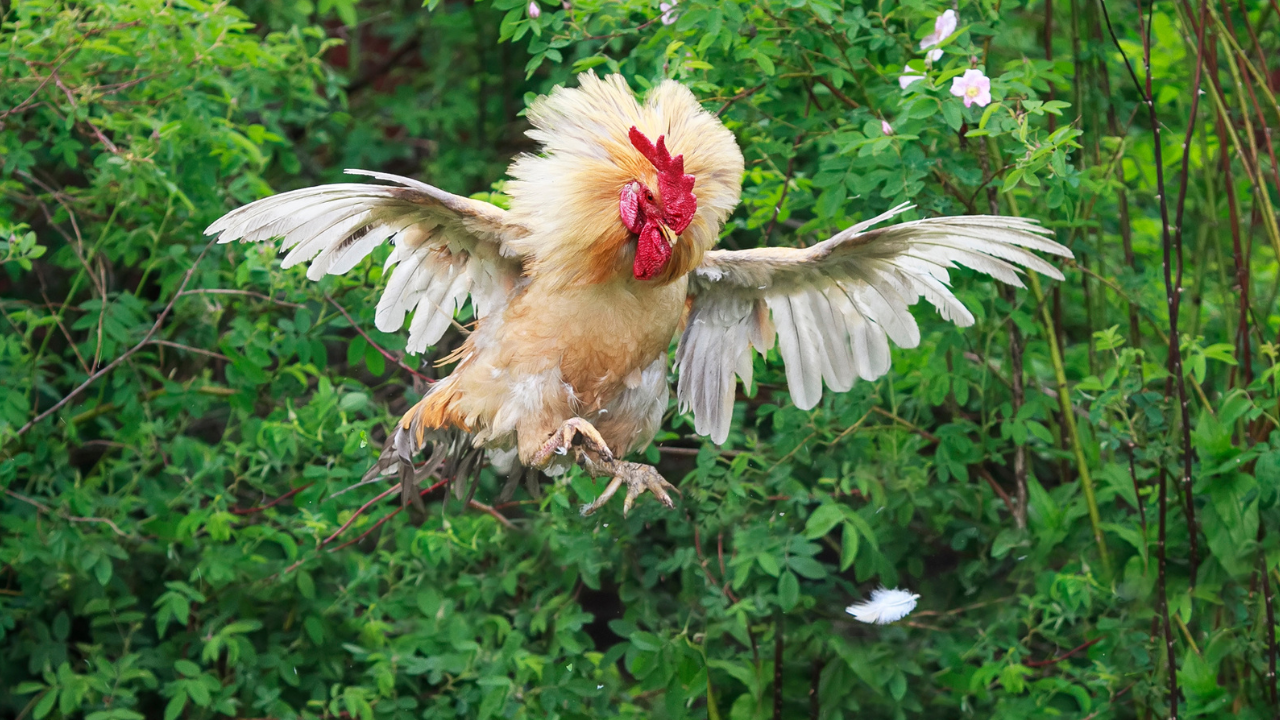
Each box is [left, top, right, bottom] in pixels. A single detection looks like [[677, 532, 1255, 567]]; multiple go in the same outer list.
[[296, 570, 316, 599], [777, 571, 799, 611], [941, 100, 963, 130], [34, 690, 57, 720], [757, 553, 782, 577], [164, 692, 188, 720], [840, 521, 860, 571], [804, 504, 844, 539], [364, 344, 386, 376], [788, 556, 827, 579], [630, 631, 663, 652]]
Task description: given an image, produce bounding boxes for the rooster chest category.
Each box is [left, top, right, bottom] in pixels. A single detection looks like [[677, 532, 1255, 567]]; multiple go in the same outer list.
[[497, 277, 687, 408]]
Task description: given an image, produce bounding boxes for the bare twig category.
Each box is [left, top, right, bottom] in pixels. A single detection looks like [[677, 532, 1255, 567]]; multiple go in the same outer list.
[[1025, 637, 1102, 668], [693, 522, 740, 604], [714, 83, 767, 116], [811, 76, 859, 109], [148, 340, 229, 361], [870, 406, 940, 444], [468, 499, 516, 530], [179, 288, 304, 308], [772, 611, 784, 720], [4, 488, 128, 537], [322, 483, 403, 545], [11, 239, 217, 439], [232, 484, 314, 515], [323, 293, 434, 383], [975, 466, 1018, 519]]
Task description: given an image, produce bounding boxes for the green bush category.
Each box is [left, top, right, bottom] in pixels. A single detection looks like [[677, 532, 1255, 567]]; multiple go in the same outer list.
[[3, 0, 1279, 718]]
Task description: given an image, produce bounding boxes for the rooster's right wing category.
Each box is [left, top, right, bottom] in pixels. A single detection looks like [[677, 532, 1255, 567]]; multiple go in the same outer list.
[[677, 204, 1071, 444], [205, 170, 528, 354]]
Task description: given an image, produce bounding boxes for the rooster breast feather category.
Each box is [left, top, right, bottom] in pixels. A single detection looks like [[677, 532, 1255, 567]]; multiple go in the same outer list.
[[676, 204, 1073, 444], [204, 169, 529, 354]]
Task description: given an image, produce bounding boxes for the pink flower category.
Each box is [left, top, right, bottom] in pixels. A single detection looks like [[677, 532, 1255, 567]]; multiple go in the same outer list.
[[881, 120, 894, 135], [899, 74, 926, 89], [920, 9, 957, 53], [950, 68, 991, 107], [660, 0, 678, 25], [528, 1, 541, 18]]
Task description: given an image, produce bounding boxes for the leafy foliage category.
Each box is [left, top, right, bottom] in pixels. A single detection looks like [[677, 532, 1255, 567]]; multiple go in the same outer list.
[[3, 0, 1280, 718]]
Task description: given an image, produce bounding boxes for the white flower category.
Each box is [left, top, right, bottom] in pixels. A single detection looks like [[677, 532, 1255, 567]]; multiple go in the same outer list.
[[846, 587, 920, 624], [881, 119, 893, 135], [926, 47, 944, 63], [528, 1, 541, 18], [950, 68, 992, 107], [920, 9, 957, 52], [899, 74, 926, 89], [660, 0, 678, 25]]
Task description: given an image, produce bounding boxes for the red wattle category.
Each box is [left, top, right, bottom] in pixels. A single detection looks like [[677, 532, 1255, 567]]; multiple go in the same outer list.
[[633, 222, 671, 280]]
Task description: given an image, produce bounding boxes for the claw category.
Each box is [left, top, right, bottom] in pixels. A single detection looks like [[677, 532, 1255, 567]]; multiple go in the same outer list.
[[580, 476, 625, 516], [533, 417, 615, 468], [580, 461, 679, 517]]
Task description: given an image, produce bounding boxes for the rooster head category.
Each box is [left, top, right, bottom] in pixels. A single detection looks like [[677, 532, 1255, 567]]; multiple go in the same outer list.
[[620, 127, 698, 281], [503, 73, 743, 289]]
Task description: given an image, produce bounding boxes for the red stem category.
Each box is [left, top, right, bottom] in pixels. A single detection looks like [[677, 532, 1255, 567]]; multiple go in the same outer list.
[[232, 483, 314, 515]]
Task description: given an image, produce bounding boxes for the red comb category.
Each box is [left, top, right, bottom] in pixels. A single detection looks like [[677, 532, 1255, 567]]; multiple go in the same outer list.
[[628, 127, 697, 233]]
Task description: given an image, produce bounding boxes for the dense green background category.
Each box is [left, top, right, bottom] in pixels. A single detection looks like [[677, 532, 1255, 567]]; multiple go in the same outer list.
[[3, 0, 1280, 717]]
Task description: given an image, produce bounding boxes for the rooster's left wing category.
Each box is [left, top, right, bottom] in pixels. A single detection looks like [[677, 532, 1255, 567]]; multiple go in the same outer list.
[[676, 205, 1071, 443], [206, 170, 528, 354]]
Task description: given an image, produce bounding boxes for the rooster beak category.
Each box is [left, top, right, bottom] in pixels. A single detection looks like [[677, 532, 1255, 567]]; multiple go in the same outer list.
[[658, 222, 679, 246]]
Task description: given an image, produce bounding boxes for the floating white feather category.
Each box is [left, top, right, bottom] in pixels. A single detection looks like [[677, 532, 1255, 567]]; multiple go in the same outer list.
[[845, 587, 919, 625]]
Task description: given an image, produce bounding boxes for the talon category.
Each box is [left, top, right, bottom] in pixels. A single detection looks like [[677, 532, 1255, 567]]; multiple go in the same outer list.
[[580, 476, 625, 516], [534, 417, 615, 468], [579, 461, 678, 517], [622, 465, 678, 516]]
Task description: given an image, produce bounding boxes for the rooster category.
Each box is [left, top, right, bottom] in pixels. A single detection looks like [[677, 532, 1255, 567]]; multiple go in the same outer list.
[[206, 73, 1070, 515]]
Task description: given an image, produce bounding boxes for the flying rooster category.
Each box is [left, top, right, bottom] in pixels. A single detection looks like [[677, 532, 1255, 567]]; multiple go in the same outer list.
[[205, 73, 1070, 516]]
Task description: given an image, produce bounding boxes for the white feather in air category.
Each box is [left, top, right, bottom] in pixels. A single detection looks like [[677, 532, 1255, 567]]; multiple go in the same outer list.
[[845, 587, 920, 625]]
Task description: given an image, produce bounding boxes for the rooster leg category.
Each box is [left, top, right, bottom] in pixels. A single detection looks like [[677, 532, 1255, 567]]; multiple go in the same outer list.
[[577, 458, 679, 517], [530, 417, 615, 467], [529, 417, 678, 516]]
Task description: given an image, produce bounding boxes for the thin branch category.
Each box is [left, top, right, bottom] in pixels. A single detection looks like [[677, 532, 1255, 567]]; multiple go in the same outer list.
[[772, 612, 784, 720], [324, 293, 434, 383], [232, 483, 314, 515], [975, 466, 1018, 519], [811, 76, 859, 109], [1025, 637, 1102, 668], [11, 239, 217, 439], [467, 499, 516, 530], [1104, 0, 1200, 585], [148, 340, 229, 361], [870, 406, 940, 444], [322, 477, 453, 553], [4, 488, 128, 537], [322, 483, 403, 546], [693, 522, 740, 604], [179, 288, 304, 308], [713, 83, 767, 116]]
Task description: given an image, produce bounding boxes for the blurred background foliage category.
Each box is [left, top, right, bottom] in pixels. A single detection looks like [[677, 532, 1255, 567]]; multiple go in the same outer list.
[[2, 0, 1280, 718]]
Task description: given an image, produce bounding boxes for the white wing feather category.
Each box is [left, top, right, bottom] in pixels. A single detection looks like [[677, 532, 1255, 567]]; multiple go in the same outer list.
[[205, 170, 527, 355], [677, 204, 1071, 443], [846, 586, 920, 624]]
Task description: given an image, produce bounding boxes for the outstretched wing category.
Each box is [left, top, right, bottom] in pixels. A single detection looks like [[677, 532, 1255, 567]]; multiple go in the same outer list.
[[205, 170, 528, 354], [676, 204, 1071, 443]]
